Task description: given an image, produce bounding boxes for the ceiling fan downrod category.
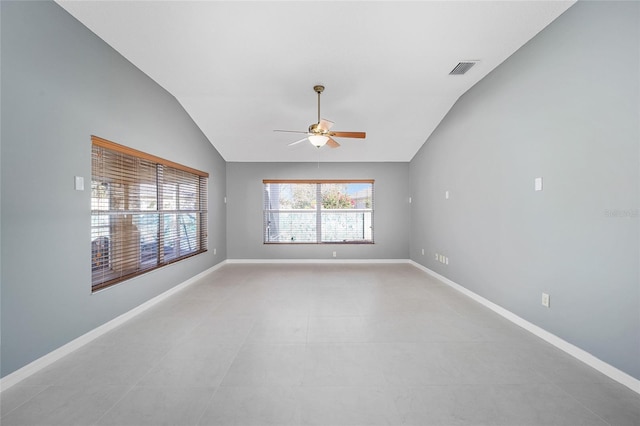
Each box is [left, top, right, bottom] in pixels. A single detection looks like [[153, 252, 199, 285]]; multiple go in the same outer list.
[[314, 85, 324, 125]]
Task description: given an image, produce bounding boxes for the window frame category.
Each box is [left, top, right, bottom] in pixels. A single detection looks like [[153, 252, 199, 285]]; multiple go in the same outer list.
[[263, 179, 374, 245], [91, 135, 208, 292]]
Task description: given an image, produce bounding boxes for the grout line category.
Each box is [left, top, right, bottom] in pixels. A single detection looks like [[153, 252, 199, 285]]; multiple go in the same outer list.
[[91, 383, 138, 426], [548, 381, 613, 426], [193, 321, 255, 426], [0, 385, 51, 420], [194, 274, 258, 426]]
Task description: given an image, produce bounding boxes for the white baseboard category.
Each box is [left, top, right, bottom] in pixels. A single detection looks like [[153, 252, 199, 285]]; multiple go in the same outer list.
[[409, 260, 640, 395], [226, 258, 411, 264], [0, 261, 227, 392]]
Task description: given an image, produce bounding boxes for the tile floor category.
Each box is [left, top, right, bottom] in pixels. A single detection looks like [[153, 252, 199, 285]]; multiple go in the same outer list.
[[1, 263, 639, 425]]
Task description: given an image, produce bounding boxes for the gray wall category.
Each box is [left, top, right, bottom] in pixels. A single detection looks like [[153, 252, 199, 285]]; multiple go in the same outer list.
[[227, 162, 409, 260], [1, 1, 226, 377], [410, 1, 639, 380]]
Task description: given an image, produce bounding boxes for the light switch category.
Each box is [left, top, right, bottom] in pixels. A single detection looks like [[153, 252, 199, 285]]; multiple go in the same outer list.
[[534, 177, 543, 191], [445, 191, 450, 199], [74, 176, 84, 191]]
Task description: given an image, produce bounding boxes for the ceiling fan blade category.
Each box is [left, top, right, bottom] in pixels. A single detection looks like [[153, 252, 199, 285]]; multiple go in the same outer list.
[[288, 137, 309, 146], [330, 131, 366, 139], [326, 137, 340, 148], [317, 119, 334, 132], [274, 129, 309, 134]]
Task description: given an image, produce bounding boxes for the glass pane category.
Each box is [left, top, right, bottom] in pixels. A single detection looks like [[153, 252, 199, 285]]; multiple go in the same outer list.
[[321, 183, 353, 209], [139, 183, 157, 211], [135, 214, 160, 267], [91, 216, 110, 271], [91, 181, 110, 210], [348, 183, 373, 209], [162, 183, 177, 210], [266, 183, 317, 209], [176, 213, 198, 254], [91, 181, 111, 273], [178, 182, 198, 210], [162, 213, 199, 260], [264, 183, 318, 243], [163, 213, 178, 260], [265, 211, 316, 243], [319, 182, 373, 242], [321, 183, 372, 210], [322, 211, 373, 242]]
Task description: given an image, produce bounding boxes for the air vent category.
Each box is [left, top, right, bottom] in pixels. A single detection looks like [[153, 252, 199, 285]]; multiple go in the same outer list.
[[449, 61, 477, 75]]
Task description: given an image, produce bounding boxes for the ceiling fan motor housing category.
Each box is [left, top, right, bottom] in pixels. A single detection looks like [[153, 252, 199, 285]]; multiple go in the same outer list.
[[309, 123, 323, 134]]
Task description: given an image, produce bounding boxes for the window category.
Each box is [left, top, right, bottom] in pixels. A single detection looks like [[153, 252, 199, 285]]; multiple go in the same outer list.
[[91, 136, 208, 292], [263, 180, 374, 244]]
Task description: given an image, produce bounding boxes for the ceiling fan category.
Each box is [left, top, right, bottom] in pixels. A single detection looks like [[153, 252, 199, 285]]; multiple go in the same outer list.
[[275, 85, 366, 148]]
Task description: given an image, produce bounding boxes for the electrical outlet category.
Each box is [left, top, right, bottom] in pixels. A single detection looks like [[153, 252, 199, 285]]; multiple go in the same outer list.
[[332, 251, 337, 258], [421, 248, 425, 255], [213, 248, 217, 255], [541, 292, 550, 308]]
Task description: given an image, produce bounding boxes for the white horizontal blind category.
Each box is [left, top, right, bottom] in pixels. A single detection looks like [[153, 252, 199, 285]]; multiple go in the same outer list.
[[263, 180, 374, 244], [91, 136, 208, 291]]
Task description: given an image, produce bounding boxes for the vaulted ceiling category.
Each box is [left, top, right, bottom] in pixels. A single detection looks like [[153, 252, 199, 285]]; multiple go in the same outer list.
[[57, 1, 575, 162]]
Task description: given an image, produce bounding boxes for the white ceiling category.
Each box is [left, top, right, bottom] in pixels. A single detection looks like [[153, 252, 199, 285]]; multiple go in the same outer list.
[[56, 0, 575, 162]]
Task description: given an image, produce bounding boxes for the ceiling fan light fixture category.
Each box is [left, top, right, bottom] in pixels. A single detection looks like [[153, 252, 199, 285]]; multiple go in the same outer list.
[[308, 135, 329, 147]]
